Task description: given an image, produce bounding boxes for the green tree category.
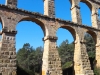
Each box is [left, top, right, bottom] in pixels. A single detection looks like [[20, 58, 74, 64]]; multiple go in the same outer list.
[[17, 34, 97, 75], [84, 33, 95, 58], [17, 43, 43, 75], [58, 34, 95, 70], [17, 43, 34, 69], [58, 40, 74, 69], [29, 46, 43, 73]]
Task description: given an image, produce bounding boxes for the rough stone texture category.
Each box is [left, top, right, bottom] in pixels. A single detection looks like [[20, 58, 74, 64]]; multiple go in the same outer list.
[[96, 32, 100, 69], [0, 0, 100, 75], [44, 0, 55, 18], [71, 5, 82, 25], [5, 0, 17, 8], [73, 29, 94, 75], [0, 28, 17, 75], [42, 36, 62, 75], [70, 0, 100, 28]]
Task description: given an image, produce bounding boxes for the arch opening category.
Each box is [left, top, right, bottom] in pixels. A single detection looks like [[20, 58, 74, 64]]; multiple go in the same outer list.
[[84, 32, 96, 71], [17, 0, 43, 14], [86, 30, 97, 44], [16, 21, 44, 75], [0, 17, 3, 42], [79, 2, 92, 26], [80, 0, 92, 10], [98, 9, 100, 20], [55, 0, 72, 21], [56, 26, 75, 75], [0, 22, 2, 41], [18, 17, 46, 36]]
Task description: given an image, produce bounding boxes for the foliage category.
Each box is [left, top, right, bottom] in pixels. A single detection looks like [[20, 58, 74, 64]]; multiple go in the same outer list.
[[58, 33, 96, 70], [17, 65, 35, 75], [84, 33, 95, 58], [17, 43, 43, 75], [58, 40, 74, 65], [16, 33, 98, 74], [94, 67, 100, 75], [62, 61, 73, 69]]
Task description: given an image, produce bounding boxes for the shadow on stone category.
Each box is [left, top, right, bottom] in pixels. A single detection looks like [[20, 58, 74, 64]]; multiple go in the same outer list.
[[63, 66, 73, 75], [17, 65, 35, 75]]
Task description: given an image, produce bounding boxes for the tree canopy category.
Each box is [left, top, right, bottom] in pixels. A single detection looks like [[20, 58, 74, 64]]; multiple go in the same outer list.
[[17, 33, 98, 75]]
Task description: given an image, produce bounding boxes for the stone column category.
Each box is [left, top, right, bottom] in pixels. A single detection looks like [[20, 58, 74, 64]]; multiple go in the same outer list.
[[74, 37, 94, 75], [96, 34, 100, 68], [0, 28, 17, 75], [42, 36, 62, 75], [44, 0, 55, 18], [91, 7, 99, 28], [71, 5, 82, 24], [5, 0, 17, 8]]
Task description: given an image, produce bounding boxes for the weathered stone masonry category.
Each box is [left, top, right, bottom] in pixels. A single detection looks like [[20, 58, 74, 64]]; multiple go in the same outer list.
[[0, 29, 17, 75], [0, 0, 100, 75]]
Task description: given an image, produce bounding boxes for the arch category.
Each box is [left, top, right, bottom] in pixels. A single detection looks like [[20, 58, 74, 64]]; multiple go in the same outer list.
[[16, 20, 44, 50], [79, 2, 92, 26], [0, 17, 4, 28], [55, 0, 72, 21], [86, 30, 97, 44], [56, 25, 75, 75], [16, 20, 44, 74], [84, 31, 96, 70], [80, 0, 92, 11], [17, 17, 46, 36], [57, 26, 76, 41], [0, 17, 3, 30]]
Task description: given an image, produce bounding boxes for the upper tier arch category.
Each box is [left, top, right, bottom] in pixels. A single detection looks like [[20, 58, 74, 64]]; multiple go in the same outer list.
[[80, 0, 92, 11], [70, 0, 92, 10], [56, 25, 76, 41], [86, 29, 97, 43], [16, 17, 46, 36]]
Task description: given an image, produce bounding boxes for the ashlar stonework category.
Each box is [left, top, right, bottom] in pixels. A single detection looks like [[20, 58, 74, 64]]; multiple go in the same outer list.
[[0, 0, 100, 75]]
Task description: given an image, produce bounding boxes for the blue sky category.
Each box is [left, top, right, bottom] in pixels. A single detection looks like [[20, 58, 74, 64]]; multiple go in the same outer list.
[[0, 0, 96, 51]]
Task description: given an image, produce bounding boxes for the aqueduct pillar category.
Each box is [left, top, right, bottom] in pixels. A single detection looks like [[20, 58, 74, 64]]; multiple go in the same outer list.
[[42, 36, 62, 75], [0, 28, 17, 75], [91, 6, 99, 28], [0, 0, 99, 75], [70, 0, 82, 25], [44, 0, 55, 18], [96, 32, 100, 68], [74, 33, 94, 75]]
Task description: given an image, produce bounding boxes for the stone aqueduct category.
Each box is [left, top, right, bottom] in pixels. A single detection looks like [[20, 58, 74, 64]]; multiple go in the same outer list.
[[0, 0, 100, 75]]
